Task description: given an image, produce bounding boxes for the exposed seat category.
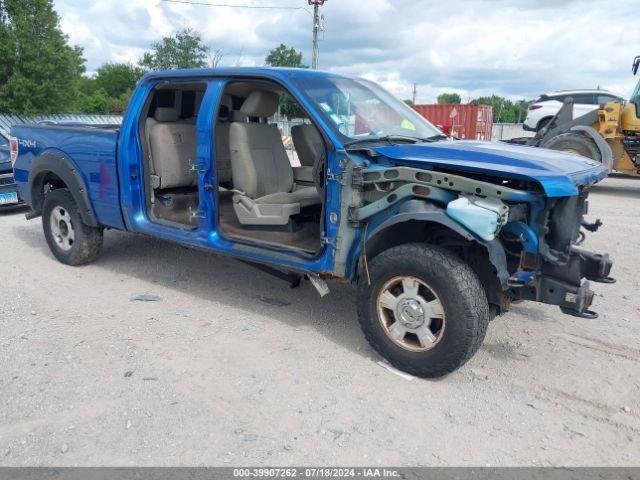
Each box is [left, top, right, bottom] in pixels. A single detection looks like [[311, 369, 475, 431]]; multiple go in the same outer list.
[[291, 123, 324, 184], [292, 124, 324, 167], [230, 90, 321, 226], [148, 107, 197, 189]]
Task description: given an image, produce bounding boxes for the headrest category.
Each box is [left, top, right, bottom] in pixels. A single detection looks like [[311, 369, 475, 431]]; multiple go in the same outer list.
[[230, 111, 248, 122], [154, 107, 179, 122], [240, 90, 280, 118]]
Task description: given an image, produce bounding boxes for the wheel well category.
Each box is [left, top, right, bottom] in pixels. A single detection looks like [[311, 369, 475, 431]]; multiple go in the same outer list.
[[537, 116, 553, 130], [31, 171, 68, 213], [365, 220, 505, 314]]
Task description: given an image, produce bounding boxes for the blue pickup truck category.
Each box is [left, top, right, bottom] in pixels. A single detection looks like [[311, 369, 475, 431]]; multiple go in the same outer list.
[[11, 68, 614, 377], [0, 132, 22, 208]]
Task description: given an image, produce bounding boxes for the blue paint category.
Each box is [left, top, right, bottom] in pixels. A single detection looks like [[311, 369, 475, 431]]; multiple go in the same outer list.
[[509, 270, 537, 286], [374, 141, 608, 197], [10, 67, 609, 281], [502, 221, 539, 254], [11, 126, 123, 227]]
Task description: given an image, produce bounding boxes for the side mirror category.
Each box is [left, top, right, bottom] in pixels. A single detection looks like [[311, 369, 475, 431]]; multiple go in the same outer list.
[[633, 56, 640, 76]]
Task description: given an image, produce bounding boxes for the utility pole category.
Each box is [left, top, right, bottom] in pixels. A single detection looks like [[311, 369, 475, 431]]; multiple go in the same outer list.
[[412, 83, 417, 105], [309, 0, 326, 69]]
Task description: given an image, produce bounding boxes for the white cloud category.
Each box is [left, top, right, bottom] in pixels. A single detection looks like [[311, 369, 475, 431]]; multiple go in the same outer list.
[[54, 0, 640, 101]]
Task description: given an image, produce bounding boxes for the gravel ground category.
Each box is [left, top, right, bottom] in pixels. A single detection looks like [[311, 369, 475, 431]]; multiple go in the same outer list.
[[0, 175, 639, 466]]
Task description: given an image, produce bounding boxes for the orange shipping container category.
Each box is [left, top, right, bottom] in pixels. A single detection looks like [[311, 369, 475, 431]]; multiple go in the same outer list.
[[412, 104, 493, 141]]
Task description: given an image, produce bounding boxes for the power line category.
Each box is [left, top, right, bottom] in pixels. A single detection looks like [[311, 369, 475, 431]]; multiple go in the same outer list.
[[159, 0, 307, 11]]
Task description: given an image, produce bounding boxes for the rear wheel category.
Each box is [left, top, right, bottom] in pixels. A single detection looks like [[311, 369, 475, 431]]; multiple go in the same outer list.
[[542, 132, 602, 162], [357, 243, 490, 378], [42, 189, 103, 266]]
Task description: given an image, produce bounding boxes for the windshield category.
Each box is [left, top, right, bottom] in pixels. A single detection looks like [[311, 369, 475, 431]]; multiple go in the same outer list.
[[631, 78, 640, 108], [293, 76, 442, 144]]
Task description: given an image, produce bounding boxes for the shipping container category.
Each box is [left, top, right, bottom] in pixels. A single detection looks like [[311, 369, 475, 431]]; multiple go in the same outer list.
[[412, 104, 493, 141]]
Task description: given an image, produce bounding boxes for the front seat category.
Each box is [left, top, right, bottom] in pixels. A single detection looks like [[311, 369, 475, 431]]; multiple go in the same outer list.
[[291, 123, 324, 183], [229, 90, 320, 226], [292, 123, 324, 167]]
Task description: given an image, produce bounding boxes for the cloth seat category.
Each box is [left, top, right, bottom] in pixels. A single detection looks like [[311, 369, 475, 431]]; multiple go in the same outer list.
[[291, 124, 324, 167], [229, 90, 321, 225], [148, 107, 197, 189]]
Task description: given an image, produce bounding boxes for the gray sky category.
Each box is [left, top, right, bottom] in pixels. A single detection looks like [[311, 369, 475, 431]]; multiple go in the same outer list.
[[55, 0, 639, 102]]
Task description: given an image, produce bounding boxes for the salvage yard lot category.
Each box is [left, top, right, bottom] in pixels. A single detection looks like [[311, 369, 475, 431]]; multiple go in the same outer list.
[[1, 176, 639, 466]]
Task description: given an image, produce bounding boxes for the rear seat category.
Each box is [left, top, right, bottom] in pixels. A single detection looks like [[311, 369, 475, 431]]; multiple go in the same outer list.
[[148, 107, 197, 190]]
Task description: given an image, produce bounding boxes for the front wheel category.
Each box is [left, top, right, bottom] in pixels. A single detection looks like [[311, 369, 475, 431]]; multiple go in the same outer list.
[[42, 189, 103, 266], [357, 243, 490, 378]]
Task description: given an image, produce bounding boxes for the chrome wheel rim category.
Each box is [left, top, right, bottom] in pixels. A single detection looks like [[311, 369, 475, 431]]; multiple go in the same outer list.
[[376, 276, 445, 352], [50, 206, 75, 251]]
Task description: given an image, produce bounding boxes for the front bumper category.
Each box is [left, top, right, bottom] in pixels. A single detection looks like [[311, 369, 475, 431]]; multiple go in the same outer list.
[[511, 251, 613, 318], [522, 122, 537, 132], [0, 170, 24, 208]]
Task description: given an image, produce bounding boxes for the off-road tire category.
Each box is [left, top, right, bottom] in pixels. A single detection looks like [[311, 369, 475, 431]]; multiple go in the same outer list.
[[42, 189, 103, 266], [357, 243, 490, 378], [542, 132, 602, 163]]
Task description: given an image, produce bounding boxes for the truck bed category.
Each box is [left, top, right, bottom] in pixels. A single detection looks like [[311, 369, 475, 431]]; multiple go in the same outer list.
[[11, 124, 125, 230]]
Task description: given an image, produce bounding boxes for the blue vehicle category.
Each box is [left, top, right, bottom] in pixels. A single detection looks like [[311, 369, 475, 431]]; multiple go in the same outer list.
[[11, 68, 614, 377], [0, 132, 23, 208]]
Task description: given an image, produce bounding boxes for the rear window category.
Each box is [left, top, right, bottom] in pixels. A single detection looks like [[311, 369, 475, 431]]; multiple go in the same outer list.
[[538, 94, 565, 102]]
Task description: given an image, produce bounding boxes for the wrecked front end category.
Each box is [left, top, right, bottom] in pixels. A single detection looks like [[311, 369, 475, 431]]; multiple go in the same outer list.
[[506, 191, 614, 318], [344, 143, 613, 319]]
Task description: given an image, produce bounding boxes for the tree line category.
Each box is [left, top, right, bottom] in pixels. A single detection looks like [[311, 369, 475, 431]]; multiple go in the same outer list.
[[0, 0, 305, 116], [2, 0, 532, 121], [434, 92, 532, 124]]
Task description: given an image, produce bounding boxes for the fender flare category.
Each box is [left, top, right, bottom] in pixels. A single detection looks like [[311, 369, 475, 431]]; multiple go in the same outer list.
[[365, 200, 510, 289], [28, 151, 98, 227]]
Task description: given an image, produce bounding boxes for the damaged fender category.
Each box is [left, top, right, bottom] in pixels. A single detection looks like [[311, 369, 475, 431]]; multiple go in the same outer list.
[[363, 199, 510, 292]]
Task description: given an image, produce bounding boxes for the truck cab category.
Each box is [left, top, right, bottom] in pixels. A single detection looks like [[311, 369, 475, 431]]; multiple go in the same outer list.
[[11, 68, 614, 377]]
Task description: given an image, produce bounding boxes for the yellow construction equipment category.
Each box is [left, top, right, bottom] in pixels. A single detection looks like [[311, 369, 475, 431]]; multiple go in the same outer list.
[[519, 56, 640, 176]]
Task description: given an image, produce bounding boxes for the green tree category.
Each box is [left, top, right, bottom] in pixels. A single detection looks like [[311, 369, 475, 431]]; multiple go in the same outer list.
[[106, 89, 134, 115], [72, 88, 110, 114], [265, 43, 306, 68], [139, 28, 210, 70], [0, 0, 85, 114], [265, 44, 307, 117], [437, 92, 461, 105], [95, 62, 145, 98], [471, 95, 531, 123]]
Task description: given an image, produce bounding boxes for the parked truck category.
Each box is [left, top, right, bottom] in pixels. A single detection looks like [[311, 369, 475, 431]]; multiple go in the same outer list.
[[11, 68, 614, 377]]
